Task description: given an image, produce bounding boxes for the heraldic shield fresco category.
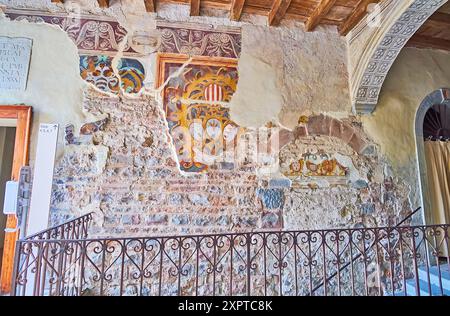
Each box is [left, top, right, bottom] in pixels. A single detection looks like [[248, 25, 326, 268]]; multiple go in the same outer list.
[[157, 54, 241, 172]]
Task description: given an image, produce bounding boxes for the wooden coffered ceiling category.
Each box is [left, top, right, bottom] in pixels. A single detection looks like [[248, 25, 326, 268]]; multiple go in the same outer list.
[[52, 0, 382, 35], [406, 3, 450, 52], [50, 0, 450, 50]]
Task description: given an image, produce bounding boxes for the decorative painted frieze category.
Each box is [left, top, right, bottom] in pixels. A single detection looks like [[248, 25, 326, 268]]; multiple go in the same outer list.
[[157, 54, 240, 172], [285, 153, 349, 178], [5, 9, 140, 57], [156, 22, 241, 59]]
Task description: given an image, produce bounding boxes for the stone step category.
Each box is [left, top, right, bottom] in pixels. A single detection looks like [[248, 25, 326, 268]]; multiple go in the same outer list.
[[404, 278, 450, 296], [417, 264, 450, 290]]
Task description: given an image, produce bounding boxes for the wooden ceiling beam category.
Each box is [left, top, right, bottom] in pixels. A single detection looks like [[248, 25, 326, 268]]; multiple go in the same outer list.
[[268, 0, 292, 26], [190, 0, 201, 16], [144, 0, 156, 12], [51, 0, 64, 3], [339, 0, 380, 36], [97, 0, 110, 8], [305, 0, 337, 31], [230, 0, 246, 21]]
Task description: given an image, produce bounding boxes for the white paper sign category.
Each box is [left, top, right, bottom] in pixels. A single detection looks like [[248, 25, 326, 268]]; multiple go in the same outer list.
[[3, 181, 18, 215], [0, 36, 33, 91], [27, 123, 59, 236]]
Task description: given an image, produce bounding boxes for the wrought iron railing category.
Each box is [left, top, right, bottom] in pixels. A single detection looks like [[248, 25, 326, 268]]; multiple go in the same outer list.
[[24, 213, 93, 241], [11, 212, 450, 296], [12, 212, 93, 296], [306, 207, 423, 296]]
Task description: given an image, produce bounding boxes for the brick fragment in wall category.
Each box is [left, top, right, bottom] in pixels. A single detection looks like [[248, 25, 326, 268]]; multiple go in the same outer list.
[[293, 126, 307, 139], [307, 114, 332, 136], [302, 115, 369, 154], [145, 214, 168, 225], [329, 119, 354, 143]]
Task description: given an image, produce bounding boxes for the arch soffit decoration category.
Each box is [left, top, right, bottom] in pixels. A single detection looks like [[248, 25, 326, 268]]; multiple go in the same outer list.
[[351, 0, 447, 114]]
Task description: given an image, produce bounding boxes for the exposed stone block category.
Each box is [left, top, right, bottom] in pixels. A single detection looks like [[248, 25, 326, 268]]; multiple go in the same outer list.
[[145, 214, 168, 225], [188, 194, 210, 206], [360, 203, 375, 215], [172, 214, 190, 225], [352, 180, 369, 189]]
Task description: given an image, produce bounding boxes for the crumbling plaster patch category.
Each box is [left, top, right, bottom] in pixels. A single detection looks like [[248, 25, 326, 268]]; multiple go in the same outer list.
[[230, 24, 350, 130], [0, 16, 102, 162]]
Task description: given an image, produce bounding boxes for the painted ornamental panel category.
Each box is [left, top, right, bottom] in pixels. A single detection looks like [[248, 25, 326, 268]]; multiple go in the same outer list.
[[157, 54, 240, 173]]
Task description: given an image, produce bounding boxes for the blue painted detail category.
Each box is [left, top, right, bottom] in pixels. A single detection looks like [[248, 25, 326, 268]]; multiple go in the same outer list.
[[269, 178, 291, 188], [257, 188, 284, 209]]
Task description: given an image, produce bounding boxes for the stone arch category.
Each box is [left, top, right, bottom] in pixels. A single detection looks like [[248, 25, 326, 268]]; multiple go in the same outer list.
[[284, 115, 368, 154], [415, 88, 450, 225], [350, 0, 447, 114]]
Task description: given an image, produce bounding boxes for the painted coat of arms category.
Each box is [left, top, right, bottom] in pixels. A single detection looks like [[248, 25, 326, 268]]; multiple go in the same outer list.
[[157, 54, 240, 172]]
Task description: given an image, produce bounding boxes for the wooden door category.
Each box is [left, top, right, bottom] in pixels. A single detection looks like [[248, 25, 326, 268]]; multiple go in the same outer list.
[[0, 105, 32, 294]]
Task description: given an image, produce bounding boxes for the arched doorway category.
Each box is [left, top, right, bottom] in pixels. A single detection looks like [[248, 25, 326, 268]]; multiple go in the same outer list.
[[415, 88, 450, 226]]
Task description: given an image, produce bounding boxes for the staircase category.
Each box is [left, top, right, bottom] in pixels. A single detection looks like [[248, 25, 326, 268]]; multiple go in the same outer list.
[[391, 264, 450, 296]]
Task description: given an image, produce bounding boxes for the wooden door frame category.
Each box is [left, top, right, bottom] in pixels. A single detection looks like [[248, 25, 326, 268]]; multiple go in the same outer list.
[[0, 105, 32, 294]]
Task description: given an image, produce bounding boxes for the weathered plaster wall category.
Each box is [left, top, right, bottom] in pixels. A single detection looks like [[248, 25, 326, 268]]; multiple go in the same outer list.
[[0, 1, 423, 241], [362, 47, 450, 209], [0, 16, 98, 161], [234, 24, 349, 129], [0, 1, 435, 296]]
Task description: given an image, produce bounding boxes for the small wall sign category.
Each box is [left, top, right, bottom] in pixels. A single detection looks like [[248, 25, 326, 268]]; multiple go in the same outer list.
[[0, 36, 33, 91]]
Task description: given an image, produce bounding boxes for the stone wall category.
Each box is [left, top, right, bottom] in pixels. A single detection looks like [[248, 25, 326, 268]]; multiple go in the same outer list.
[[0, 2, 427, 240]]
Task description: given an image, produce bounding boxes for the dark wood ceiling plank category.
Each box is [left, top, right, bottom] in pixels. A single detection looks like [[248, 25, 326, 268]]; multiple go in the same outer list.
[[268, 0, 293, 26], [230, 0, 246, 21], [190, 0, 201, 16], [97, 0, 110, 8], [144, 0, 156, 12], [338, 0, 380, 36], [305, 0, 338, 31]]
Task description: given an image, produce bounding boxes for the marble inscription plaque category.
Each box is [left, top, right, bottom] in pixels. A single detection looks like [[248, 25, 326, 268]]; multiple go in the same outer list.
[[0, 37, 32, 91]]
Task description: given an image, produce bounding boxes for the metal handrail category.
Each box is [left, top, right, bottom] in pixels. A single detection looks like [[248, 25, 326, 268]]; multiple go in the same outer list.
[[23, 212, 93, 241], [14, 207, 450, 296], [306, 207, 422, 296]]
